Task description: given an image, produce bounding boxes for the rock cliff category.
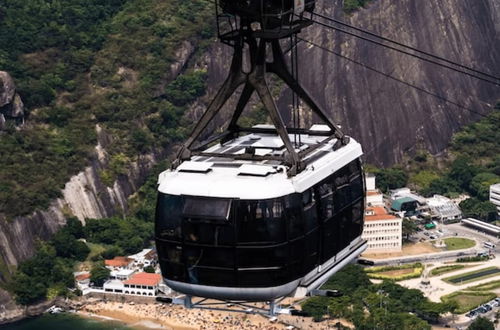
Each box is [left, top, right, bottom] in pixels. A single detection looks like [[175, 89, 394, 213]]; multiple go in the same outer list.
[[0, 125, 162, 275], [201, 0, 500, 165]]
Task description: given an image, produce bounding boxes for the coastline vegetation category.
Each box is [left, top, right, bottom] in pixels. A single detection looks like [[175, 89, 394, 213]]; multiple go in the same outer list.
[[301, 264, 456, 328]]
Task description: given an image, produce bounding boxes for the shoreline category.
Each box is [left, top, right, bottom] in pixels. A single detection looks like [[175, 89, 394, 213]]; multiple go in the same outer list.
[[77, 300, 354, 330]]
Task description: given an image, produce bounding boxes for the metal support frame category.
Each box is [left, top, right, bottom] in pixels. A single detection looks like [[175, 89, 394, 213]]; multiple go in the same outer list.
[[178, 295, 287, 316], [173, 25, 346, 176]]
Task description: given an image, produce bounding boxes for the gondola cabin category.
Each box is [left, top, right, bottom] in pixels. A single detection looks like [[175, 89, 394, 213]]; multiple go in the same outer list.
[[155, 125, 367, 301]]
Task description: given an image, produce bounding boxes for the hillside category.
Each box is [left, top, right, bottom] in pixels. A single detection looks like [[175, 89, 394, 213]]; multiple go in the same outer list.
[[0, 0, 499, 296], [0, 0, 213, 218]]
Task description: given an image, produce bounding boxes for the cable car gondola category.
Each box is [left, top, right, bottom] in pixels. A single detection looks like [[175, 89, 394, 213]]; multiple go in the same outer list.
[[155, 0, 367, 303]]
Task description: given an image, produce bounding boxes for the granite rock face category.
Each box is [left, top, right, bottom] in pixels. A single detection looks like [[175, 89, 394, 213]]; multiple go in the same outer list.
[[0, 71, 24, 129], [200, 0, 500, 165]]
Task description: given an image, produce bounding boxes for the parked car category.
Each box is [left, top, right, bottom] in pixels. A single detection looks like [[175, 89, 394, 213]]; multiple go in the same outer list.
[[357, 259, 375, 266], [476, 306, 487, 314], [423, 232, 430, 236], [488, 300, 499, 307], [466, 311, 477, 318], [495, 297, 500, 303], [429, 235, 437, 240], [483, 304, 492, 312]]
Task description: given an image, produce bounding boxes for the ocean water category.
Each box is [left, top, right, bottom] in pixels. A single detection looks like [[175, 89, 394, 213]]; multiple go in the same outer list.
[[0, 314, 131, 330]]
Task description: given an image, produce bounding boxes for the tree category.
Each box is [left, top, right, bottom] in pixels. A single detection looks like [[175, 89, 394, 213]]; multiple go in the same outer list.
[[65, 217, 84, 238], [448, 157, 478, 191], [468, 317, 494, 330], [460, 198, 497, 222], [12, 273, 48, 305], [402, 218, 419, 241], [375, 168, 409, 193], [101, 246, 123, 259], [143, 265, 155, 273], [90, 262, 110, 287]]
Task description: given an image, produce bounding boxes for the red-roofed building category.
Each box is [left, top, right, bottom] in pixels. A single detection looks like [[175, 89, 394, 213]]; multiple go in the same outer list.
[[362, 205, 402, 252], [104, 257, 133, 269], [123, 272, 162, 296]]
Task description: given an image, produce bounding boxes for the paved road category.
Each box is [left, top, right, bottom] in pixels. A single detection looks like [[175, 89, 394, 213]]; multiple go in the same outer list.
[[371, 222, 500, 266]]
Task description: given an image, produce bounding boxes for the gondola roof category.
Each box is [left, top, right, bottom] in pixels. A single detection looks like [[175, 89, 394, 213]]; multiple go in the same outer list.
[[159, 125, 362, 199]]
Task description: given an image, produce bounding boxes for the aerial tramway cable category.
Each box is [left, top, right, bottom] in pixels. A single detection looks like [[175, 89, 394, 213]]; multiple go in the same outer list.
[[311, 11, 500, 84], [298, 37, 500, 124], [305, 16, 500, 87]]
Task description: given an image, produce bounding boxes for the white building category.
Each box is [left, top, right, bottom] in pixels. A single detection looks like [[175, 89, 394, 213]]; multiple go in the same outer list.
[[110, 269, 135, 281], [103, 272, 163, 297], [128, 248, 158, 268], [362, 206, 402, 252], [426, 194, 462, 223], [390, 187, 427, 204], [365, 173, 384, 206], [490, 183, 500, 216], [103, 279, 125, 294], [123, 272, 162, 296]]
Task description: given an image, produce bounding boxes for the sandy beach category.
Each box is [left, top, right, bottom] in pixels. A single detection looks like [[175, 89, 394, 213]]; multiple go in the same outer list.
[[77, 299, 353, 329]]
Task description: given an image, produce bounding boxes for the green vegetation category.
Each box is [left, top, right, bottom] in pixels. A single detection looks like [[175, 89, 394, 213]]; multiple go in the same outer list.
[[402, 218, 419, 241], [84, 217, 153, 255], [443, 267, 500, 284], [441, 291, 496, 314], [343, 0, 373, 14], [430, 265, 466, 276], [367, 167, 408, 193], [466, 279, 500, 292], [0, 0, 214, 218], [369, 108, 500, 221], [90, 262, 111, 287], [412, 108, 500, 221], [468, 317, 495, 330], [456, 255, 490, 263], [7, 153, 165, 305], [301, 265, 454, 327], [444, 237, 476, 251], [365, 263, 424, 281], [8, 218, 89, 305]]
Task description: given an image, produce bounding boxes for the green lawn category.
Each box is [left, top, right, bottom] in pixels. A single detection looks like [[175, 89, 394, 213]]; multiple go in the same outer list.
[[365, 263, 424, 281], [430, 264, 466, 276], [466, 279, 500, 291], [443, 267, 500, 285], [441, 291, 496, 314], [444, 237, 476, 251]]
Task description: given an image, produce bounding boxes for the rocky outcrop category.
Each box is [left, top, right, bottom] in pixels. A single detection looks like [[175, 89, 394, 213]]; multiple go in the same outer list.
[[0, 71, 24, 129], [0, 125, 164, 270], [200, 0, 500, 166], [0, 290, 59, 325]]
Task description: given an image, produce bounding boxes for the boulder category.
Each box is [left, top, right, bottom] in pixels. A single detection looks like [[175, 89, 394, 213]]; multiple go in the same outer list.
[[0, 71, 16, 108]]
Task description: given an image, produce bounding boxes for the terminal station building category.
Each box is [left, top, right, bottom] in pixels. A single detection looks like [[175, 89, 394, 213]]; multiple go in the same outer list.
[[362, 175, 403, 252]]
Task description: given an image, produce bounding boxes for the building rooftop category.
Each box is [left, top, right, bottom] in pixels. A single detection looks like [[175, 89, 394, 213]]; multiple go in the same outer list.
[[105, 257, 133, 268], [124, 272, 162, 287], [365, 206, 398, 221], [391, 197, 418, 211], [159, 126, 363, 199], [75, 273, 90, 281]]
